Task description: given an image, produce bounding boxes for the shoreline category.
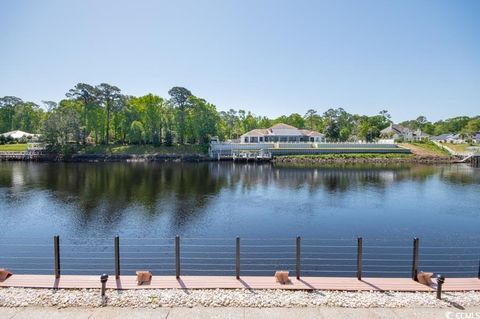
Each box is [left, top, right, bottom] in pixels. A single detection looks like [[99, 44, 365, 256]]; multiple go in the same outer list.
[[0, 153, 456, 164], [273, 155, 454, 165]]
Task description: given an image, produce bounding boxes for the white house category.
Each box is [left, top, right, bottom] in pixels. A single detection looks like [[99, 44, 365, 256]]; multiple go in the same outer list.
[[430, 133, 465, 144], [380, 124, 428, 142], [473, 132, 480, 143], [240, 123, 325, 143]]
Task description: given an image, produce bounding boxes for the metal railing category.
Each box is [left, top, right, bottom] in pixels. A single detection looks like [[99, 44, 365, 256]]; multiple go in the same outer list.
[[0, 236, 478, 279]]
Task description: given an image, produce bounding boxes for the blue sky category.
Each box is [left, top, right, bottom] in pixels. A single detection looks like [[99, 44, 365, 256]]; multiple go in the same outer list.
[[0, 0, 479, 122]]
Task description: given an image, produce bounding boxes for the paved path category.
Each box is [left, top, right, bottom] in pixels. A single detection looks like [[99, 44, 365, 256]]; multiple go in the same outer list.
[[1, 307, 479, 319], [3, 275, 480, 292]]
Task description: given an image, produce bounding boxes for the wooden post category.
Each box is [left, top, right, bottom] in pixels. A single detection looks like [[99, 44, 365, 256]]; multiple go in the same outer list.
[[114, 236, 120, 279], [236, 237, 240, 279], [175, 236, 180, 279], [357, 237, 363, 280], [411, 237, 419, 281], [54, 235, 60, 278], [296, 236, 301, 280]]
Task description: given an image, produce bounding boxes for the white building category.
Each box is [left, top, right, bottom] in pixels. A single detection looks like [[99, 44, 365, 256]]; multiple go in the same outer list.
[[0, 130, 40, 140], [240, 123, 325, 143]]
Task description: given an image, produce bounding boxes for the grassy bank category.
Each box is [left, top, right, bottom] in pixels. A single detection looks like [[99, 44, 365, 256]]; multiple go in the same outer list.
[[0, 144, 28, 152], [80, 144, 208, 155], [438, 143, 474, 154], [399, 142, 450, 157], [277, 153, 413, 160], [274, 149, 452, 166]]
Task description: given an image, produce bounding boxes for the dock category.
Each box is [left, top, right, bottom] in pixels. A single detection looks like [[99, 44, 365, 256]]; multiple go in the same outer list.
[[1, 274, 479, 291], [0, 150, 48, 161], [210, 142, 411, 161]]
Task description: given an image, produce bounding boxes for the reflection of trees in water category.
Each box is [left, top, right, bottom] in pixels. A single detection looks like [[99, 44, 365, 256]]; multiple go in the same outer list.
[[1, 162, 479, 228], [437, 165, 480, 185], [215, 163, 442, 193], [0, 162, 229, 229]]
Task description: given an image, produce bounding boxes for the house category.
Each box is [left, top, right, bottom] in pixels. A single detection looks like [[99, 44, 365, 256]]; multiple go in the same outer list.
[[380, 124, 428, 142], [0, 130, 40, 140], [240, 123, 325, 143], [473, 132, 480, 143], [430, 133, 464, 144]]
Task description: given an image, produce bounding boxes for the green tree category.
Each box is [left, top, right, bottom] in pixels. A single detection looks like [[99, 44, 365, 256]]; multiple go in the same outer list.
[[304, 109, 321, 130], [66, 83, 98, 143], [325, 120, 340, 141], [143, 94, 165, 145], [42, 107, 82, 147], [187, 96, 219, 144], [0, 96, 23, 132], [358, 115, 391, 142], [12, 101, 44, 133], [128, 121, 145, 144], [168, 87, 192, 144], [96, 83, 123, 143]]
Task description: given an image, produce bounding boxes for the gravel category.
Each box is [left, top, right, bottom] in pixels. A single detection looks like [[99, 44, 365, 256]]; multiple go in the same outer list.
[[0, 288, 479, 308]]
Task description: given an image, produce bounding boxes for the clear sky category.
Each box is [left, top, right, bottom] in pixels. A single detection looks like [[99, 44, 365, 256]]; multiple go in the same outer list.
[[0, 0, 479, 122]]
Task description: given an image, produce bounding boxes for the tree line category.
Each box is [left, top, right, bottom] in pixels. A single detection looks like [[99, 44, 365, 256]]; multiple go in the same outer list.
[[1, 83, 479, 148]]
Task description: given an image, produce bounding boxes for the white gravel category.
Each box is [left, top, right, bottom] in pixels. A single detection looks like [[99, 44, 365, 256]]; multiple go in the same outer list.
[[0, 288, 479, 308]]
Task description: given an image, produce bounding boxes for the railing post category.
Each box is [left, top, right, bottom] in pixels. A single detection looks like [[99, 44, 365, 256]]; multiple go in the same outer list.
[[175, 236, 180, 279], [411, 237, 419, 281], [357, 237, 363, 280], [114, 236, 120, 279], [296, 236, 301, 279], [54, 235, 60, 278], [236, 236, 240, 279]]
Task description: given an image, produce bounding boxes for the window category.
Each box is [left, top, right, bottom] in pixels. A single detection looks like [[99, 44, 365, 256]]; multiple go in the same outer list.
[[244, 137, 249, 143], [259, 137, 263, 142]]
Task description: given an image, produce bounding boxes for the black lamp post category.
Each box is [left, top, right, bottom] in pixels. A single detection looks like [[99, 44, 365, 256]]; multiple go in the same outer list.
[[100, 273, 109, 297]]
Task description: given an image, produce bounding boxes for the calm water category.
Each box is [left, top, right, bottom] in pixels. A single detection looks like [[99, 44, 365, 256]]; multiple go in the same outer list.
[[0, 162, 479, 277]]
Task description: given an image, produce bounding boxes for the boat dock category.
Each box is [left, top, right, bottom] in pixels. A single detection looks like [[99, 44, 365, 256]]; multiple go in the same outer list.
[[210, 142, 411, 161]]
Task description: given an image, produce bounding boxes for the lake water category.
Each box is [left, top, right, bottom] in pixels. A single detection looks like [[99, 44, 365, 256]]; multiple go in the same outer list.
[[0, 162, 479, 277]]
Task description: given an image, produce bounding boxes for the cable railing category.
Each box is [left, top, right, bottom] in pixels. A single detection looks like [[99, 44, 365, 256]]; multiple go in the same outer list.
[[0, 236, 479, 280]]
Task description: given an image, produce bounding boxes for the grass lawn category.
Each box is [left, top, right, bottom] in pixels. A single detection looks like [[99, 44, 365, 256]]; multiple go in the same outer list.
[[81, 144, 208, 155], [439, 143, 473, 153], [278, 153, 414, 160], [399, 142, 450, 157], [0, 144, 28, 152]]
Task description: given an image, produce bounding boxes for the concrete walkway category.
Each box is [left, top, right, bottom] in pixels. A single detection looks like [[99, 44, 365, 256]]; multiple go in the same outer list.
[[1, 307, 479, 319]]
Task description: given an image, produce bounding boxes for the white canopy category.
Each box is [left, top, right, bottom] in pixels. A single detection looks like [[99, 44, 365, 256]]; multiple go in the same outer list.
[[0, 130, 39, 139]]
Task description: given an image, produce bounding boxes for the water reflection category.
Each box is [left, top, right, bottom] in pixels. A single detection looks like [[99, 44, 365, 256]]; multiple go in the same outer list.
[[0, 162, 479, 239], [0, 162, 479, 208]]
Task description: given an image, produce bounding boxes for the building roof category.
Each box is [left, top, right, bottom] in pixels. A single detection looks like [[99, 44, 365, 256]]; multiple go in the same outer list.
[[430, 133, 455, 141], [242, 123, 324, 138], [380, 124, 407, 135], [243, 129, 269, 136]]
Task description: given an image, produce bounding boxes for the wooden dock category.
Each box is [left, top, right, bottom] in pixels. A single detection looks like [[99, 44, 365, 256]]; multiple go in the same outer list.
[[1, 275, 479, 291]]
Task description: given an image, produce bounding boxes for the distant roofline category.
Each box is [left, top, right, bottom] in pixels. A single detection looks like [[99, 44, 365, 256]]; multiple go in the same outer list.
[[241, 123, 324, 137]]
